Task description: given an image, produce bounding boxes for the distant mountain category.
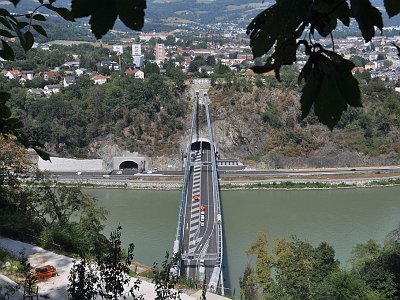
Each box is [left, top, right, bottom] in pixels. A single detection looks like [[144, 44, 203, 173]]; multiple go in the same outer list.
[[3, 0, 400, 32]]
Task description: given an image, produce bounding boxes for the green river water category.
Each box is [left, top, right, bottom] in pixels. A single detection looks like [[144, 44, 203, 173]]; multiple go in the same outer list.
[[84, 187, 400, 297]]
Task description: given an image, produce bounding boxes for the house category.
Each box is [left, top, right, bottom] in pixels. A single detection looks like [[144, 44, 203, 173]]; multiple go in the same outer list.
[[96, 61, 120, 71], [365, 61, 377, 70], [134, 70, 144, 79], [43, 84, 62, 95], [43, 71, 59, 81], [27, 88, 45, 97], [62, 61, 80, 69], [3, 70, 22, 79], [92, 74, 107, 85], [75, 68, 87, 76], [124, 68, 144, 79], [63, 76, 76, 87], [199, 65, 214, 75]]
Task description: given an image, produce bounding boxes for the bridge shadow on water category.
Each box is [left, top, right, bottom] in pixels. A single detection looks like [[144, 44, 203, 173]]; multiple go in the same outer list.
[[220, 191, 235, 298]]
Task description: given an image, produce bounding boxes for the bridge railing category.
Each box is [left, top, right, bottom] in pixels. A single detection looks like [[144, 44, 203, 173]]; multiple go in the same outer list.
[[173, 92, 199, 268], [203, 94, 224, 292]]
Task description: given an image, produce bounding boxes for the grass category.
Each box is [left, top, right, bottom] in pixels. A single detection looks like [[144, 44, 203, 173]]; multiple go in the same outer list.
[[221, 181, 354, 190]]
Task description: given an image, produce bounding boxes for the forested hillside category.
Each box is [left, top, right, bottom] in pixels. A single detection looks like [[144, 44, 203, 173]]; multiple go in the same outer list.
[[4, 74, 188, 158]]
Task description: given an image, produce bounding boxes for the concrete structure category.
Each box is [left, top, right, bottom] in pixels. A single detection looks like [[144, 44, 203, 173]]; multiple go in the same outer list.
[[156, 43, 166, 64], [38, 157, 104, 172], [111, 152, 146, 171]]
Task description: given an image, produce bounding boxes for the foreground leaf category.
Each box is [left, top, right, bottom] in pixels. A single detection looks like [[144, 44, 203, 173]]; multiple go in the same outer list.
[[384, 0, 400, 17], [299, 53, 362, 130], [350, 0, 383, 42]]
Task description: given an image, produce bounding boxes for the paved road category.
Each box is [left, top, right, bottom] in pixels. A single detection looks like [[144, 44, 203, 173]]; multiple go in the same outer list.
[[181, 149, 218, 283], [50, 166, 400, 182]]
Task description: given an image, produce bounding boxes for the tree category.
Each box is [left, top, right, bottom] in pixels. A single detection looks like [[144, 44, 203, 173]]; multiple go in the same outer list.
[[246, 0, 400, 129], [244, 233, 340, 299], [152, 252, 181, 300], [97, 226, 141, 299], [314, 270, 372, 300], [68, 226, 143, 300], [239, 264, 258, 300]]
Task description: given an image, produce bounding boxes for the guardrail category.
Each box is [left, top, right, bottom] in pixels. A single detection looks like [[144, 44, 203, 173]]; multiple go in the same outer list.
[[173, 92, 200, 270], [203, 94, 224, 293]]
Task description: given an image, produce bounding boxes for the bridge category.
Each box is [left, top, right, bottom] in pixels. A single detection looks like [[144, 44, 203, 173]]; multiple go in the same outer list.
[[173, 91, 224, 294]]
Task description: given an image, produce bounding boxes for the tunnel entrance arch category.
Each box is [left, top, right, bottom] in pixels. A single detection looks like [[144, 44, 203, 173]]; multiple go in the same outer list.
[[191, 140, 211, 151], [119, 161, 139, 170]]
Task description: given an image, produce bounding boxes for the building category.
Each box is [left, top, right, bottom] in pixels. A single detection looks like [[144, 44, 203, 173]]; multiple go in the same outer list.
[[133, 55, 144, 68], [139, 32, 173, 42], [63, 76, 76, 87], [155, 43, 166, 64], [113, 45, 123, 55], [92, 74, 107, 85], [97, 61, 121, 71], [132, 44, 142, 56]]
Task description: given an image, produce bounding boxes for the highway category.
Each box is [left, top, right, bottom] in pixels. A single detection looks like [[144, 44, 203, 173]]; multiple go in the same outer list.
[[50, 166, 400, 182]]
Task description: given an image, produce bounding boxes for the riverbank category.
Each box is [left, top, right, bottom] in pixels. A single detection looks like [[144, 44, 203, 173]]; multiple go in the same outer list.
[[55, 171, 400, 191]]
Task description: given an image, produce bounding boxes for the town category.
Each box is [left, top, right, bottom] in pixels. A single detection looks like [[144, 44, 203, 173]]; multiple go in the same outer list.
[[2, 22, 400, 95]]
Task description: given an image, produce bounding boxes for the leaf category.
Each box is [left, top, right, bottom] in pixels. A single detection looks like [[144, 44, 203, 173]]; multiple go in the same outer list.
[[314, 75, 348, 130], [89, 2, 118, 39], [384, 0, 400, 17], [44, 4, 75, 21], [311, 12, 337, 37], [0, 8, 11, 16], [300, 68, 322, 118], [6, 117, 23, 129], [32, 14, 46, 21], [299, 51, 362, 130], [33, 147, 51, 161], [350, 0, 383, 42], [32, 24, 47, 37], [335, 1, 351, 26], [9, 0, 20, 6], [247, 0, 310, 58], [0, 17, 13, 30], [21, 30, 34, 51], [0, 103, 12, 118], [17, 21, 29, 29], [0, 29, 14, 38], [116, 0, 146, 31], [0, 39, 15, 60], [16, 133, 30, 148], [71, 0, 95, 18], [331, 56, 362, 107], [0, 91, 11, 104]]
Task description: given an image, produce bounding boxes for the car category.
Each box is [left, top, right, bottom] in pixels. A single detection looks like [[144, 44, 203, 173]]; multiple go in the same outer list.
[[193, 194, 199, 201], [76, 172, 82, 175], [29, 265, 57, 279], [200, 204, 205, 211], [200, 213, 205, 222], [116, 170, 122, 175], [146, 170, 153, 174], [200, 222, 204, 227]]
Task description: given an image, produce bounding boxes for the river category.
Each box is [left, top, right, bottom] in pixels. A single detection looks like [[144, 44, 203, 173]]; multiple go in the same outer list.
[[84, 187, 400, 297]]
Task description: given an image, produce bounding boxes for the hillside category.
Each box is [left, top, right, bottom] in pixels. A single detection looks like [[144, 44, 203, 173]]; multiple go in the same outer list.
[[207, 77, 400, 168]]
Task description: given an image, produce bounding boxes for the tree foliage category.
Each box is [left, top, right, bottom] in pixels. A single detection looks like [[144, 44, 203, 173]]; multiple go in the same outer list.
[[242, 232, 400, 300], [246, 0, 400, 129], [152, 252, 181, 300]]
